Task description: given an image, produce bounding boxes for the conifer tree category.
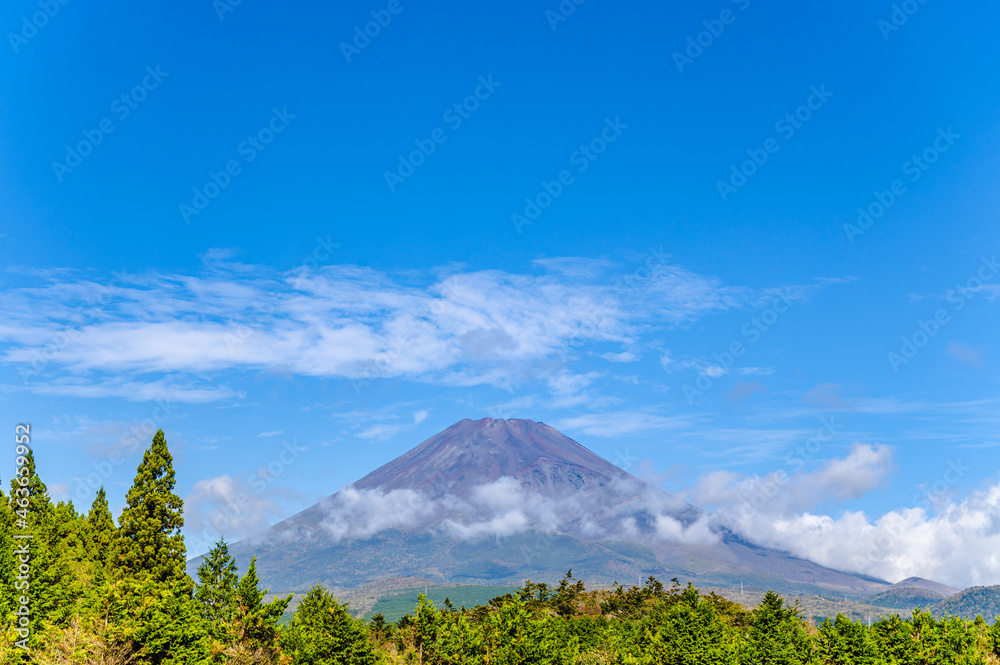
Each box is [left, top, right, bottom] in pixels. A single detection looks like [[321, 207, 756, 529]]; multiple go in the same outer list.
[[232, 556, 290, 655], [7, 449, 78, 635], [281, 584, 377, 665], [106, 429, 209, 664], [195, 538, 239, 631], [50, 500, 93, 619], [0, 481, 14, 629], [111, 429, 188, 589], [741, 590, 811, 665], [553, 569, 586, 617], [10, 449, 51, 521], [476, 595, 548, 664], [817, 613, 883, 665], [636, 583, 739, 665], [871, 614, 917, 665], [990, 617, 1000, 658], [85, 487, 116, 574]]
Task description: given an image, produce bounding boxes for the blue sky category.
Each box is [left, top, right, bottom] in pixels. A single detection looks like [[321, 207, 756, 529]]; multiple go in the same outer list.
[[2, 0, 999, 587]]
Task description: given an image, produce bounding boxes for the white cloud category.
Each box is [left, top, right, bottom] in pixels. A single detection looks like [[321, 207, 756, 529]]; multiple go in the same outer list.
[[0, 259, 821, 401], [601, 351, 638, 363], [545, 370, 601, 397], [185, 474, 294, 553], [318, 487, 445, 541], [555, 411, 693, 437], [311, 476, 717, 548], [743, 484, 1000, 588], [256, 430, 284, 438], [413, 409, 428, 424], [688, 443, 895, 515], [24, 377, 242, 403], [738, 366, 773, 376], [354, 424, 403, 441], [684, 444, 1000, 588]]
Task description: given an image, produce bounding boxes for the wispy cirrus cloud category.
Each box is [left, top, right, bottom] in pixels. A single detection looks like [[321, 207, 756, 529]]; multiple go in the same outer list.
[[354, 424, 404, 441], [555, 410, 696, 437], [1, 254, 827, 402]]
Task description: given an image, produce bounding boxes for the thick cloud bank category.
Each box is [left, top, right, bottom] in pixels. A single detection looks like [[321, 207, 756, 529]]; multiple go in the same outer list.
[[304, 476, 718, 548], [687, 444, 1000, 588]]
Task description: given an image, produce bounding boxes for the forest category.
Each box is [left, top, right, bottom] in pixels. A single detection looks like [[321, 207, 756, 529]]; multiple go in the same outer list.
[[3, 430, 1000, 664]]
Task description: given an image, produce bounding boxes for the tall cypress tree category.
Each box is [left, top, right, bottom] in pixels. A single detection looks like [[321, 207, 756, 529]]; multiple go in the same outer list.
[[50, 500, 91, 620], [194, 538, 239, 639], [7, 450, 77, 635], [85, 487, 116, 576], [111, 429, 188, 589], [10, 449, 53, 530], [106, 430, 209, 664]]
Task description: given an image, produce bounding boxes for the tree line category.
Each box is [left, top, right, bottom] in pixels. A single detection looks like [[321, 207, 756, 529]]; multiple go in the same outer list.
[[2, 430, 999, 664]]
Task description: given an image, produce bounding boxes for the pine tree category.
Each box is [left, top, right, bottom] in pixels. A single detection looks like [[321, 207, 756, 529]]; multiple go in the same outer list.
[[368, 613, 392, 643], [0, 481, 14, 635], [194, 538, 239, 632], [476, 595, 549, 665], [411, 593, 443, 663], [10, 449, 51, 523], [553, 569, 586, 617], [637, 583, 739, 665], [111, 429, 188, 589], [7, 449, 78, 638], [281, 584, 377, 665], [817, 613, 884, 665], [872, 614, 917, 665], [106, 430, 209, 664], [231, 556, 290, 656], [85, 487, 116, 574], [989, 617, 1000, 658], [741, 591, 811, 665]]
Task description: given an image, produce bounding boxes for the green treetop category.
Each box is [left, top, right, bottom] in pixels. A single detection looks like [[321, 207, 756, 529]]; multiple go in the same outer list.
[[281, 584, 377, 665], [111, 429, 188, 589], [743, 590, 812, 665], [233, 556, 290, 651], [195, 538, 239, 629], [85, 487, 116, 573]]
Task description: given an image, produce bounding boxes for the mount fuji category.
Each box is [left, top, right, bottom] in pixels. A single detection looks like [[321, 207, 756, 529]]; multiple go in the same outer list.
[[193, 417, 894, 597]]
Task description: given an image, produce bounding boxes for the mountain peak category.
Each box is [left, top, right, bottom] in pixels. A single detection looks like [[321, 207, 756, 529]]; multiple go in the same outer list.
[[892, 576, 960, 597], [351, 417, 638, 500]]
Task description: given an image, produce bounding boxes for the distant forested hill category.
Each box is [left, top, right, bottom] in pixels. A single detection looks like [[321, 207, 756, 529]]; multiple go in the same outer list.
[[866, 586, 947, 610], [931, 585, 1000, 622]]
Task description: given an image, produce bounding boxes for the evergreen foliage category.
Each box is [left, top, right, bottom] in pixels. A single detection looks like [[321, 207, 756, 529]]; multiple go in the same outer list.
[[106, 429, 209, 664], [85, 486, 116, 575], [112, 429, 189, 589], [195, 538, 240, 634], [742, 590, 812, 665], [281, 584, 378, 665], [5, 436, 1000, 665]]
